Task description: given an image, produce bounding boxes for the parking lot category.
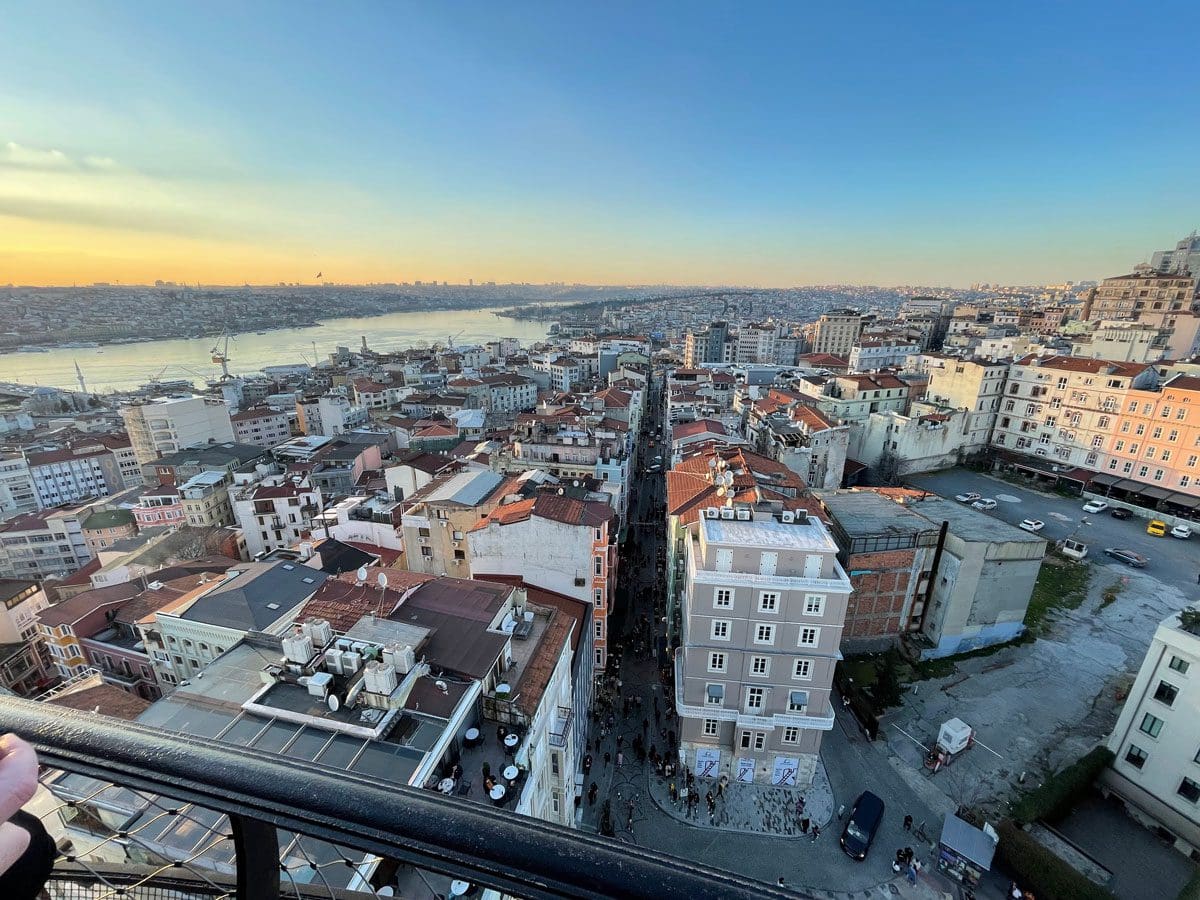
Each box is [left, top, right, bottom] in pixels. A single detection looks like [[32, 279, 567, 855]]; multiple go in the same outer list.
[[911, 469, 1200, 596], [879, 469, 1200, 821]]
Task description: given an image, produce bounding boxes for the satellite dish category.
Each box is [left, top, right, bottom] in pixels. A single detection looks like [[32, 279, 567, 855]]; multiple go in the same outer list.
[[356, 566, 368, 582], [327, 694, 341, 712], [377, 573, 388, 590]]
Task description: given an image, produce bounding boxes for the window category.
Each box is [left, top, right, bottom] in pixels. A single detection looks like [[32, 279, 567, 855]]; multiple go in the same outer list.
[[594, 620, 604, 640], [711, 620, 731, 640], [1169, 430, 1180, 442], [782, 726, 800, 744], [420, 546, 433, 558], [595, 648, 604, 666], [1140, 713, 1164, 738], [594, 556, 603, 576], [793, 658, 813, 680], [804, 594, 825, 616], [1138, 466, 1150, 478], [1152, 426, 1163, 439], [1114, 440, 1125, 452], [758, 591, 779, 613], [1135, 423, 1145, 435], [1179, 778, 1200, 804], [1120, 421, 1131, 433], [746, 687, 764, 711], [753, 732, 766, 751], [705, 684, 724, 706], [788, 690, 809, 712], [594, 588, 603, 607], [754, 624, 775, 645], [1188, 455, 1199, 468], [1098, 416, 1110, 428], [1154, 681, 1179, 707], [1123, 462, 1133, 474], [708, 652, 727, 673], [750, 656, 770, 677], [714, 588, 733, 608], [1169, 656, 1190, 675], [703, 719, 719, 737], [1178, 408, 1187, 420], [1091, 435, 1103, 448], [739, 730, 752, 749], [1124, 745, 1148, 769], [799, 627, 819, 647]]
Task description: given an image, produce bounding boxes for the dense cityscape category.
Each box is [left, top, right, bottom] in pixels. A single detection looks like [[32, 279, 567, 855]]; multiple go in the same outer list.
[[3, 4, 1199, 900], [0, 230, 1194, 900]]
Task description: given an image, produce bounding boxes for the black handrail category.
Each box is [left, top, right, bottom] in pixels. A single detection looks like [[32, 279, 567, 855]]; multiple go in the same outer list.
[[0, 695, 793, 899]]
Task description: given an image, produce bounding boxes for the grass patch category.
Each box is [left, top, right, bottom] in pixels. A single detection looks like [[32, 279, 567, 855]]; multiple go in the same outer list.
[[911, 632, 1036, 680], [1011, 746, 1114, 825], [1025, 555, 1093, 632], [995, 820, 1117, 900], [1099, 579, 1126, 611]]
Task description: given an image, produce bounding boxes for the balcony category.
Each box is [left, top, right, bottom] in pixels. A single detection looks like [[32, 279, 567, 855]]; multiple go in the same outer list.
[[0, 694, 781, 900], [547, 706, 572, 748]]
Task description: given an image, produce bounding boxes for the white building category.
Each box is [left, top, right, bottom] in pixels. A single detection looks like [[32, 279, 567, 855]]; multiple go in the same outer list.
[[231, 406, 292, 448], [481, 374, 538, 413], [120, 395, 236, 467], [849, 340, 921, 373], [233, 474, 323, 560], [24, 446, 126, 509], [1104, 608, 1200, 854], [0, 456, 37, 516]]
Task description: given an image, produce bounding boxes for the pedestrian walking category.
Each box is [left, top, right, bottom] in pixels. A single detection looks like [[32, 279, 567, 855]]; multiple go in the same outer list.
[[588, 782, 598, 806], [616, 750, 624, 767], [669, 782, 677, 804], [906, 864, 917, 885], [800, 817, 810, 834], [642, 717, 650, 738], [604, 751, 611, 768], [616, 735, 623, 749], [811, 824, 820, 842], [903, 814, 913, 832]]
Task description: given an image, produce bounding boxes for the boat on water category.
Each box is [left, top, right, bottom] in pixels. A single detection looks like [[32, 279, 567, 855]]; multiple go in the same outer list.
[[18, 347, 49, 352], [255, 331, 267, 335]]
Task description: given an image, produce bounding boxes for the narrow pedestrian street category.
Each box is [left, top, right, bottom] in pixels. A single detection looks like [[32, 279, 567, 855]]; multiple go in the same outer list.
[[575, 375, 981, 898]]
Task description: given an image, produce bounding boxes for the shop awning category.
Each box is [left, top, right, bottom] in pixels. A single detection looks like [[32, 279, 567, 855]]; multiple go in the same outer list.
[[706, 684, 724, 700], [1165, 494, 1200, 510], [1140, 485, 1172, 501], [1089, 473, 1122, 489], [1112, 479, 1145, 493], [790, 690, 809, 707]]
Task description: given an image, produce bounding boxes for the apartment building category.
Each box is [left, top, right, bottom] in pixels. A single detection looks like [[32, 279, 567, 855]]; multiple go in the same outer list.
[[230, 406, 292, 448], [0, 506, 92, 579], [1082, 269, 1196, 321], [232, 474, 323, 559], [399, 469, 506, 575], [736, 324, 778, 365], [811, 310, 863, 357], [921, 357, 1009, 451], [990, 356, 1158, 470], [148, 442, 266, 487], [0, 455, 37, 516], [120, 395, 236, 467], [132, 484, 184, 529], [0, 579, 51, 682], [745, 396, 849, 491], [1103, 608, 1200, 854], [470, 493, 617, 671], [848, 340, 920, 373], [675, 502, 849, 786], [1103, 374, 1200, 496], [481, 373, 538, 413], [81, 508, 137, 552], [180, 470, 236, 527], [793, 372, 910, 425], [684, 321, 731, 367], [24, 444, 126, 508]]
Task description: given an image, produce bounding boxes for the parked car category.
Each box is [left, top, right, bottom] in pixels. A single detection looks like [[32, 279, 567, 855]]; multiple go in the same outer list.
[[840, 791, 885, 860], [1082, 500, 1109, 513], [955, 492, 981, 503], [1110, 508, 1133, 520], [971, 498, 998, 510], [1146, 520, 1167, 537], [1104, 548, 1148, 568], [1171, 524, 1193, 539], [1019, 519, 1045, 532]]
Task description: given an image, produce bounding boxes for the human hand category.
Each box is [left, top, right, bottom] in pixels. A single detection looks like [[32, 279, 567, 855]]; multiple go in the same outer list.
[[0, 735, 38, 875]]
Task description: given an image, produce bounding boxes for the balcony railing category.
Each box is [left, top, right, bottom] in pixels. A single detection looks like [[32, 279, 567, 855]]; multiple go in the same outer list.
[[547, 706, 572, 748], [0, 694, 789, 900]]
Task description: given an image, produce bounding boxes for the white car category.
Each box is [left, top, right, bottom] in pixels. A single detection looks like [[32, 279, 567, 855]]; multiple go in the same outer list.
[[955, 492, 981, 503], [1082, 500, 1109, 514], [972, 498, 998, 511], [1019, 519, 1045, 533], [1172, 524, 1192, 539]]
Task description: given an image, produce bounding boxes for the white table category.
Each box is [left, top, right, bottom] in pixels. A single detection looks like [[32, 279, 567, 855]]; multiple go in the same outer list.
[[464, 727, 480, 744], [503, 765, 519, 784], [438, 778, 456, 794], [450, 880, 471, 897], [504, 733, 519, 749], [489, 784, 506, 803]]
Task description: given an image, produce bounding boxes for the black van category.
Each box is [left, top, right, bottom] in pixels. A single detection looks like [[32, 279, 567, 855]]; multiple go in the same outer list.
[[840, 791, 885, 860]]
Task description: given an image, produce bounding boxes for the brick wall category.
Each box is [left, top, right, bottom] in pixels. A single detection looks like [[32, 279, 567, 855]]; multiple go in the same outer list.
[[843, 548, 918, 639]]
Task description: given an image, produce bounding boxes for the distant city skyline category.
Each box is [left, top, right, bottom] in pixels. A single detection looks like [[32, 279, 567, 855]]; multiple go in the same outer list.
[[2, 2, 1197, 287]]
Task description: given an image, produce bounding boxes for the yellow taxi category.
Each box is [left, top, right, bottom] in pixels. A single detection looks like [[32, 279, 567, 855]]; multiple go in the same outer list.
[[1146, 519, 1167, 537]]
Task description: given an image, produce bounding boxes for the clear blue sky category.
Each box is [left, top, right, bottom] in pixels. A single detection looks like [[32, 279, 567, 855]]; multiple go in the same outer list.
[[1, 1, 1197, 286]]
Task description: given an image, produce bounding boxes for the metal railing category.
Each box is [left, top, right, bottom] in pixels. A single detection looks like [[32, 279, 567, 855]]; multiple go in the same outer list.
[[0, 694, 789, 900]]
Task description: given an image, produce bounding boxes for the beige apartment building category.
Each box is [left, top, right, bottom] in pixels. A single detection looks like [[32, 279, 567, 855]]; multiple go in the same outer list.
[[1081, 269, 1196, 321], [675, 502, 850, 787], [1103, 373, 1200, 496], [990, 356, 1158, 470], [399, 468, 506, 575], [810, 310, 863, 358], [921, 357, 1010, 451], [1103, 608, 1200, 854]]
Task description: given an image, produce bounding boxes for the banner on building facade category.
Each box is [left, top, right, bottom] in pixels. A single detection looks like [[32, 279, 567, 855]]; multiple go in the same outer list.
[[772, 756, 799, 786], [695, 748, 721, 779], [735, 757, 755, 783]]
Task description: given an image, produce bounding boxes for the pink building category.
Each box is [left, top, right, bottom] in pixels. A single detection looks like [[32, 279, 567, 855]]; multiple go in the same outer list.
[[133, 484, 185, 528]]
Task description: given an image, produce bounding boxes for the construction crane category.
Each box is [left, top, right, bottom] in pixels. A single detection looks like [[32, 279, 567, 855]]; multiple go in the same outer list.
[[447, 330, 465, 349], [210, 333, 232, 381]]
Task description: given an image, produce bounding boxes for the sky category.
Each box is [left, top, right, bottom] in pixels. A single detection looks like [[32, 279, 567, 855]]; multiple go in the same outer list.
[[1, 1, 1198, 288]]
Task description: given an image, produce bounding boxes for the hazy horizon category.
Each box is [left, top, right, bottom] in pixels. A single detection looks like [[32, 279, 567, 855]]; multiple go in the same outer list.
[[3, 2, 1197, 288]]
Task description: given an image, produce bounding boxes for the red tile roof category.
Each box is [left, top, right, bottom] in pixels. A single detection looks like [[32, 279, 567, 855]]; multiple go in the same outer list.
[[1013, 354, 1150, 376], [672, 419, 728, 441]]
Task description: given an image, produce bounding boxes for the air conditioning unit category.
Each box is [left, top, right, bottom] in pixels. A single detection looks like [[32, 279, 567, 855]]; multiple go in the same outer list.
[[794, 510, 808, 524], [735, 508, 751, 521], [781, 510, 795, 523], [720, 508, 735, 520], [453, 540, 461, 548], [704, 507, 720, 519]]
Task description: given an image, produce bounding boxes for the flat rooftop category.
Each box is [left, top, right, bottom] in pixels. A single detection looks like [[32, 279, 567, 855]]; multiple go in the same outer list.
[[817, 490, 939, 539], [910, 495, 1046, 544], [700, 510, 839, 554]]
